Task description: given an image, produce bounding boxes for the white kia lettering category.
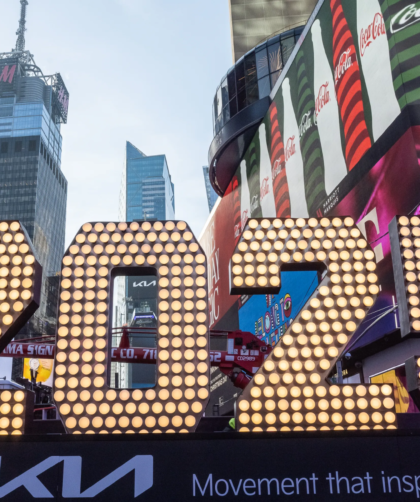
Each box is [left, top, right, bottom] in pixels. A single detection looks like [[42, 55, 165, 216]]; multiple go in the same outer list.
[[0, 455, 153, 498]]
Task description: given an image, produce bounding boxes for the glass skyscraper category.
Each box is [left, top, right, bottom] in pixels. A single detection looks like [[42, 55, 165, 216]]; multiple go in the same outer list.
[[118, 142, 175, 222], [203, 166, 219, 212], [0, 37, 69, 342]]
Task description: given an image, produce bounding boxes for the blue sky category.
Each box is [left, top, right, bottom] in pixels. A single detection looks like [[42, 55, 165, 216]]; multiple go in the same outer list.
[[0, 0, 232, 244]]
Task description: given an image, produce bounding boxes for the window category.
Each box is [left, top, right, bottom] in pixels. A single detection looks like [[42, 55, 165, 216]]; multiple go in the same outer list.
[[221, 78, 229, 111], [281, 36, 295, 67], [0, 97, 14, 105], [245, 53, 257, 83], [271, 71, 280, 88], [0, 107, 13, 118], [268, 43, 281, 73], [14, 141, 22, 153], [235, 61, 245, 93], [258, 75, 271, 99], [256, 48, 269, 79], [28, 140, 37, 152], [0, 143, 8, 154], [229, 97, 237, 118], [111, 271, 158, 390], [227, 70, 236, 102]]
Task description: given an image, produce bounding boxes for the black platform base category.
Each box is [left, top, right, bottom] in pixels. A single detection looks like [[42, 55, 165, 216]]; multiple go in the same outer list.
[[0, 429, 419, 501]]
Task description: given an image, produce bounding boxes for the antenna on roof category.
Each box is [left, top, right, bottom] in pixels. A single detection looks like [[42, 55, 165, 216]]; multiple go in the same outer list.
[[15, 0, 29, 52]]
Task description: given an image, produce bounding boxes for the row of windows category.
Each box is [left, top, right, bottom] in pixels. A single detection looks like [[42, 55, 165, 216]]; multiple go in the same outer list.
[[40, 141, 67, 193], [0, 98, 14, 105], [0, 102, 63, 159], [213, 26, 304, 136], [0, 138, 37, 154]]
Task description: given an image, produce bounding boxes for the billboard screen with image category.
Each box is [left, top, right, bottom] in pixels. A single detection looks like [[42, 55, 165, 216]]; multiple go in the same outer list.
[[200, 0, 420, 351]]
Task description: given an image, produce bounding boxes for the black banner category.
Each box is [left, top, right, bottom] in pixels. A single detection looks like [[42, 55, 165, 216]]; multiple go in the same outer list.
[[0, 431, 420, 500]]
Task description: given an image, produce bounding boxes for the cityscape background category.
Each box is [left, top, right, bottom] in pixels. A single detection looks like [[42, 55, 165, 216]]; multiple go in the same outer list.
[[0, 0, 231, 242]]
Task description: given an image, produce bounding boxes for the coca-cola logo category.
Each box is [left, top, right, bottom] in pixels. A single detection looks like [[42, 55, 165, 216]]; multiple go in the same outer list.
[[334, 48, 353, 84], [260, 177, 270, 200], [391, 4, 420, 34], [285, 136, 296, 161], [299, 112, 313, 138], [272, 160, 283, 180], [315, 82, 330, 117], [360, 13, 386, 56], [234, 222, 241, 238], [241, 210, 249, 231]]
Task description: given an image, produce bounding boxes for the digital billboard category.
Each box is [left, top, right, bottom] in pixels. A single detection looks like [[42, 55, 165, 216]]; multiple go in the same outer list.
[[238, 270, 320, 347], [200, 0, 420, 350], [23, 358, 53, 387]]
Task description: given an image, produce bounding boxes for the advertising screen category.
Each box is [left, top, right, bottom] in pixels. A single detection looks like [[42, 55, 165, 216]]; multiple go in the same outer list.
[[206, 270, 320, 415], [200, 0, 420, 350], [23, 358, 54, 387], [238, 270, 319, 346]]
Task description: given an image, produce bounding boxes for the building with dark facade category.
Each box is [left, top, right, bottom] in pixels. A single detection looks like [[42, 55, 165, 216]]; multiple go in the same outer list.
[[210, 25, 305, 196], [0, 1, 69, 351]]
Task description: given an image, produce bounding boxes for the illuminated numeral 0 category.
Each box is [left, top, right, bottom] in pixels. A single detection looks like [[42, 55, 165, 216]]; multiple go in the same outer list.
[[230, 218, 397, 432], [53, 221, 210, 434]]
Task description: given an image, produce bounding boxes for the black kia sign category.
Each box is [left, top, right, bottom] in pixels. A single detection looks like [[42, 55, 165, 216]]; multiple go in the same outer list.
[[0, 431, 419, 500], [127, 275, 157, 300]]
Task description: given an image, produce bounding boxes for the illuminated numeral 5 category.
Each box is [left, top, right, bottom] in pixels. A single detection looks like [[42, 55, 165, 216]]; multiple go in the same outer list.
[[230, 217, 397, 432], [53, 221, 210, 434]]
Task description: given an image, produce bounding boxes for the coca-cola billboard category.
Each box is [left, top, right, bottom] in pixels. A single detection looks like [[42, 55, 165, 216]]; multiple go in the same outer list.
[[200, 0, 420, 351]]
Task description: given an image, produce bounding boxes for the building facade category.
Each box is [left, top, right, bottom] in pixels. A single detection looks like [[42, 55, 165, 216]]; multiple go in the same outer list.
[[203, 166, 218, 212], [229, 0, 318, 62], [0, 52, 69, 342]]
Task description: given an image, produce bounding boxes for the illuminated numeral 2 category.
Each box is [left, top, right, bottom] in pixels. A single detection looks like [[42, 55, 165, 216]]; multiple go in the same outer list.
[[230, 217, 397, 432]]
